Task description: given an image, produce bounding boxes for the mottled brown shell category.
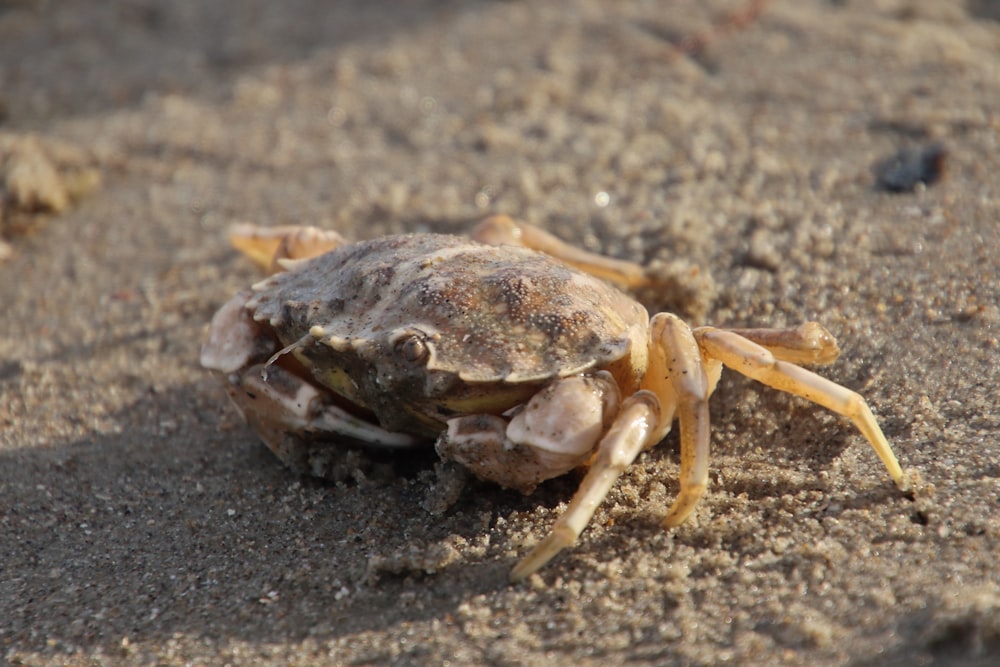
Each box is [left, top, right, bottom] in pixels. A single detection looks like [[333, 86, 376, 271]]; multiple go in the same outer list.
[[245, 234, 647, 386]]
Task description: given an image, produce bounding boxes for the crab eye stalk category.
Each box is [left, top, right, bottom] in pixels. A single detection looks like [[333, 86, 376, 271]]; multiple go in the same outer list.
[[397, 334, 428, 364]]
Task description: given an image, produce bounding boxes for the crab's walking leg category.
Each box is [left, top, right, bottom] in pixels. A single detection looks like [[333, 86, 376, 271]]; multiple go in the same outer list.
[[471, 215, 648, 290], [511, 314, 712, 581], [228, 223, 347, 273], [695, 328, 906, 489], [510, 392, 660, 582], [643, 314, 713, 528], [726, 322, 841, 366]]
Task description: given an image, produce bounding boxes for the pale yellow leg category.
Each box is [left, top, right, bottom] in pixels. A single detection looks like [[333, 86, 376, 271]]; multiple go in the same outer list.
[[724, 322, 841, 366], [643, 314, 713, 528], [509, 392, 660, 582], [471, 215, 648, 291], [640, 321, 845, 531], [510, 313, 717, 580], [695, 328, 907, 489], [228, 223, 347, 273]]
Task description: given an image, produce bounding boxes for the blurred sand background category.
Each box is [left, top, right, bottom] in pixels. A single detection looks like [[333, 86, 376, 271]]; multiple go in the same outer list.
[[1, 1, 999, 665]]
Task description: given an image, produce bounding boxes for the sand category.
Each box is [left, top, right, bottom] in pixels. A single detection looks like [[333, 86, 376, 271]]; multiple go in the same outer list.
[[1, 1, 998, 665]]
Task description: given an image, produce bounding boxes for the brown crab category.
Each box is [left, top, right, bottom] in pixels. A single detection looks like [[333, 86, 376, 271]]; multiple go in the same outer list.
[[201, 216, 907, 581]]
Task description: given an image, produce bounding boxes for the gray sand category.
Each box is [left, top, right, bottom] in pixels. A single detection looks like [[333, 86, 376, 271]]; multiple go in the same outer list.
[[2, 1, 998, 665]]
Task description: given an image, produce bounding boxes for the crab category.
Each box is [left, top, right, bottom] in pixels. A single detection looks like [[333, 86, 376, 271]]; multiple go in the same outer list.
[[201, 215, 907, 581]]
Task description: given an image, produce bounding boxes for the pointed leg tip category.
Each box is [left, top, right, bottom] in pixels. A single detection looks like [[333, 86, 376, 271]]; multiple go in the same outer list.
[[508, 527, 578, 582], [509, 551, 550, 583], [508, 563, 534, 584], [661, 509, 691, 529], [896, 468, 920, 496]]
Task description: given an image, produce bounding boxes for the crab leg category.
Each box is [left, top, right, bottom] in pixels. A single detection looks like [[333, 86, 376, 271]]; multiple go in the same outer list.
[[511, 314, 712, 581], [695, 328, 906, 489], [725, 322, 841, 366], [471, 215, 648, 290], [228, 223, 347, 273], [509, 392, 660, 582], [644, 313, 713, 528]]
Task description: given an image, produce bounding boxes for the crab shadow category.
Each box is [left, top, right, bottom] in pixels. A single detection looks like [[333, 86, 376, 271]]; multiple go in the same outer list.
[[0, 364, 910, 657], [0, 382, 529, 655]]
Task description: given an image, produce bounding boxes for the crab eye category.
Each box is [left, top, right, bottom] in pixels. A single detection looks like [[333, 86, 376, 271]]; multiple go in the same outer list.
[[397, 334, 428, 364]]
